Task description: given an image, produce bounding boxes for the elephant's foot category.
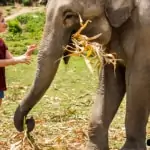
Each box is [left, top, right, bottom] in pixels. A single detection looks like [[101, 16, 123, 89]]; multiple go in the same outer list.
[[121, 140, 146, 150], [85, 141, 109, 150], [86, 122, 109, 150], [85, 142, 99, 150]]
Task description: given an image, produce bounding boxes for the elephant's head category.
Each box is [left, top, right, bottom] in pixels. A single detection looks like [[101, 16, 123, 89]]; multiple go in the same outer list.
[[14, 0, 134, 132]]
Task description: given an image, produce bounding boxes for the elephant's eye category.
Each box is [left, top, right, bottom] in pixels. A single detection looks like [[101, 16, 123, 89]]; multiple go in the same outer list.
[[63, 11, 78, 28], [64, 12, 75, 19]]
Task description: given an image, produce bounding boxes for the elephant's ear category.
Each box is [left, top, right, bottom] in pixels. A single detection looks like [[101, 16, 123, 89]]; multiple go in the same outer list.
[[105, 0, 134, 27]]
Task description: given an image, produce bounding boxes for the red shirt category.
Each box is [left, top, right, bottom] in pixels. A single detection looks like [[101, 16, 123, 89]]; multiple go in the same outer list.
[[0, 38, 8, 91]]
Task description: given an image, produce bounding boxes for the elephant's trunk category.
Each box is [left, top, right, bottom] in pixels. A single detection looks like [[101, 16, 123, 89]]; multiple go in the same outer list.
[[14, 31, 63, 132]]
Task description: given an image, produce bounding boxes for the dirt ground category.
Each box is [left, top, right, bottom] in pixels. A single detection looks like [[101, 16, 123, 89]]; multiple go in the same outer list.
[[0, 5, 45, 21]]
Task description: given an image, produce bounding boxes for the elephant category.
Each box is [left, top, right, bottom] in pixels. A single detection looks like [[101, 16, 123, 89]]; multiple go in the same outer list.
[[13, 0, 150, 150]]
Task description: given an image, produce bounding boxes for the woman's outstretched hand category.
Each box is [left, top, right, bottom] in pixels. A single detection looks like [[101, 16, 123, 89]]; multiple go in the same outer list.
[[25, 44, 37, 56], [13, 44, 37, 65]]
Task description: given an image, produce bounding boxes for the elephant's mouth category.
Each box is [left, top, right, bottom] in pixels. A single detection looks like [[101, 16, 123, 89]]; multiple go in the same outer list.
[[63, 30, 77, 64]]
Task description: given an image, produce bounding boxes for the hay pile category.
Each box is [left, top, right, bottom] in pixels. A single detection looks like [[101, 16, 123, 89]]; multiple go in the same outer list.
[[64, 15, 118, 74]]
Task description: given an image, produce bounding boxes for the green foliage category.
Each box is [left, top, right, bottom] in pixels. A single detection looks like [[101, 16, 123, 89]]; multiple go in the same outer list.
[[17, 15, 29, 24], [22, 0, 32, 6], [8, 20, 22, 34], [3, 12, 45, 55], [18, 13, 45, 32]]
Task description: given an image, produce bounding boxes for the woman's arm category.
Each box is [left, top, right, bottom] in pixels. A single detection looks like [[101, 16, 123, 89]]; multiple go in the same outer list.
[[0, 51, 31, 67], [0, 58, 16, 67], [0, 50, 17, 67], [0, 45, 37, 67]]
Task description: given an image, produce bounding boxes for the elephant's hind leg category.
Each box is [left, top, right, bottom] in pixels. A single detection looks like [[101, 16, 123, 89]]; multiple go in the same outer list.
[[86, 64, 126, 150]]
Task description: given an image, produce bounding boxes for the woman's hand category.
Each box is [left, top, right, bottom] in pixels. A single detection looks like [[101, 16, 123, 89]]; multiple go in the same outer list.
[[25, 44, 37, 56], [13, 44, 37, 65]]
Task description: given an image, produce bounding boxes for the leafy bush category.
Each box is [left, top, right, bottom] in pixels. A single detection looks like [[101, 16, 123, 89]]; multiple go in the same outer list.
[[8, 20, 22, 34], [22, 0, 32, 6], [17, 15, 29, 24], [17, 12, 45, 32], [2, 12, 45, 55]]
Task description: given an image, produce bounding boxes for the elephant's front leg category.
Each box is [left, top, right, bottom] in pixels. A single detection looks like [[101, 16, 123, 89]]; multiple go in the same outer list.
[[121, 64, 149, 150], [86, 63, 126, 150]]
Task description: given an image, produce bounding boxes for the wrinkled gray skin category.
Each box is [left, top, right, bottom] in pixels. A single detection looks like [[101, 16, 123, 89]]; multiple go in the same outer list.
[[14, 0, 150, 149]]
